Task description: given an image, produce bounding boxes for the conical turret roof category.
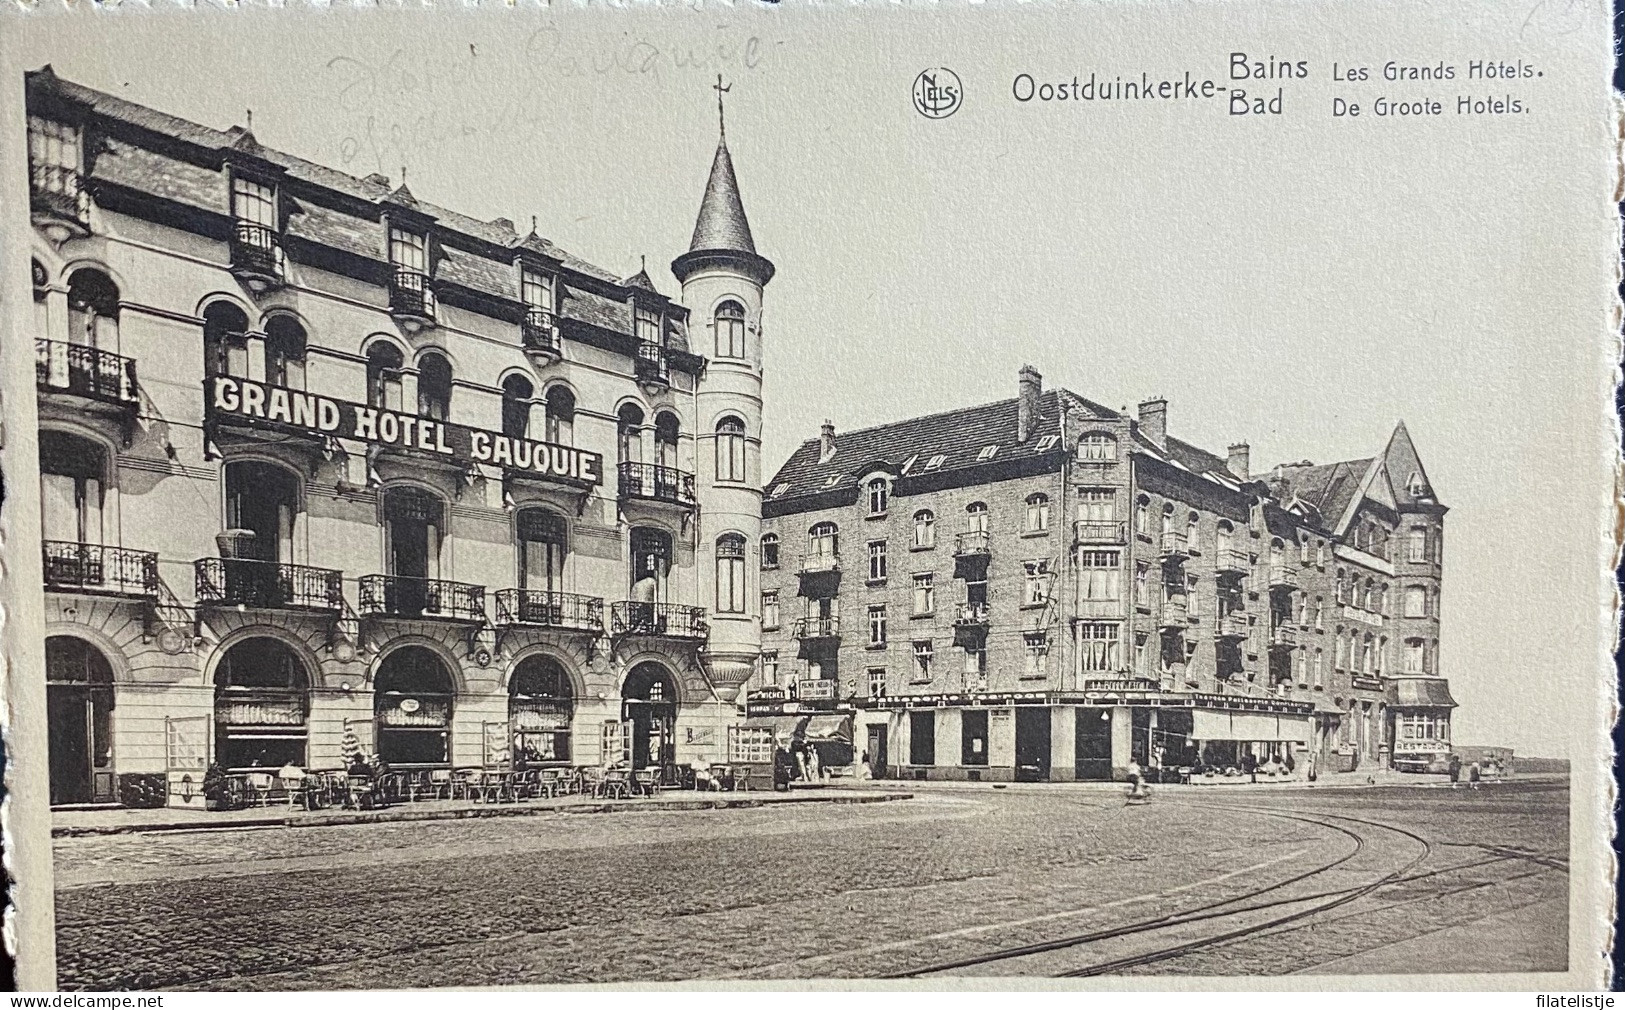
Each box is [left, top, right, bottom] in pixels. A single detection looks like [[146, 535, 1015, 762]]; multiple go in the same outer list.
[[672, 135, 774, 285]]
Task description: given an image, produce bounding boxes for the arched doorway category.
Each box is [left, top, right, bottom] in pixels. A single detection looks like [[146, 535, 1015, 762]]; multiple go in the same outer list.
[[213, 637, 310, 770], [374, 647, 454, 766], [622, 662, 677, 775], [509, 655, 574, 766], [46, 636, 116, 805]]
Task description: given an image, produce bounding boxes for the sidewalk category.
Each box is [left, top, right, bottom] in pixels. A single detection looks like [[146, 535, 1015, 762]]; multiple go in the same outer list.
[[841, 770, 1557, 794], [52, 785, 915, 837]]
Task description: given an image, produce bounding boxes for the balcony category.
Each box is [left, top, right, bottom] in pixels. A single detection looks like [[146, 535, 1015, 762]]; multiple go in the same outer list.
[[1351, 674, 1385, 692], [634, 340, 668, 388], [610, 601, 708, 640], [1217, 612, 1250, 640], [1213, 547, 1251, 577], [1341, 604, 1385, 628], [1267, 564, 1299, 591], [954, 601, 990, 626], [494, 589, 603, 634], [358, 575, 484, 623], [1157, 597, 1189, 629], [522, 307, 561, 357], [617, 462, 697, 508], [42, 542, 157, 598], [388, 267, 437, 327], [792, 615, 841, 659], [1074, 520, 1127, 546], [30, 165, 90, 235], [954, 530, 992, 581], [229, 220, 285, 290], [36, 339, 137, 407], [1269, 623, 1299, 649], [796, 554, 842, 598], [195, 558, 343, 612], [1157, 530, 1189, 561]]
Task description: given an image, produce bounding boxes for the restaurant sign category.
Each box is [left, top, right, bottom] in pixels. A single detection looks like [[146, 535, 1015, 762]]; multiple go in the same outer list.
[[798, 678, 836, 701], [206, 376, 603, 487]]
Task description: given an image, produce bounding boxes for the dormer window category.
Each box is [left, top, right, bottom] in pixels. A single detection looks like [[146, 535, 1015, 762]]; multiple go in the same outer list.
[[633, 307, 667, 385], [636, 306, 661, 345], [867, 477, 890, 516], [1078, 433, 1118, 461], [388, 227, 435, 322], [230, 176, 283, 285], [28, 116, 88, 226], [520, 266, 557, 353]]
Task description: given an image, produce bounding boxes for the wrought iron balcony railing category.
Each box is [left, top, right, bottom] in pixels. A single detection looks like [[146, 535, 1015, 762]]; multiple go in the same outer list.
[[358, 575, 485, 622], [1074, 520, 1127, 545], [35, 339, 137, 405], [494, 589, 603, 633], [954, 601, 990, 625], [610, 601, 708, 639], [42, 541, 158, 598], [792, 615, 841, 639], [388, 266, 436, 321], [30, 165, 89, 225], [522, 307, 560, 354], [230, 220, 285, 282], [617, 462, 697, 507], [634, 340, 668, 384], [195, 557, 343, 612]]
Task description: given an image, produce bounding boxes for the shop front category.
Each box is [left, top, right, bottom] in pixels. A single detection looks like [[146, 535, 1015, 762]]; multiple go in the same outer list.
[[1386, 676, 1456, 773], [1187, 708, 1311, 782]]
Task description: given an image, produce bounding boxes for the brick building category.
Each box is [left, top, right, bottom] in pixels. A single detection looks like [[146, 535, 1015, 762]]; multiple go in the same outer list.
[[756, 366, 1455, 782], [25, 67, 774, 806]]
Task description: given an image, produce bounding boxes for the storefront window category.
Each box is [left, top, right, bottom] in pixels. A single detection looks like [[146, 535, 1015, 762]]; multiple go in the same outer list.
[[214, 638, 309, 770], [374, 646, 454, 766], [510, 656, 573, 765]]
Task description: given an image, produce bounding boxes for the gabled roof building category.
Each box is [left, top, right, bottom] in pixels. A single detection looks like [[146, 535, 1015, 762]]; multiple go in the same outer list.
[[756, 367, 1455, 782]]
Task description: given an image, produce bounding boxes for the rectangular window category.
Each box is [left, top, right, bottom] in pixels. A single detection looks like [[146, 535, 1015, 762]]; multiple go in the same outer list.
[[636, 307, 661, 345], [1187, 574, 1201, 618], [1078, 623, 1120, 673], [1313, 650, 1323, 687], [1023, 559, 1052, 606], [1134, 563, 1150, 607], [1315, 598, 1325, 630], [909, 710, 936, 765], [1079, 550, 1121, 601], [762, 650, 779, 686], [911, 640, 934, 682], [389, 227, 427, 272], [1408, 527, 1428, 563], [521, 267, 555, 312], [1078, 489, 1116, 522], [729, 726, 775, 764], [762, 591, 780, 630], [1025, 631, 1050, 678], [913, 573, 935, 615], [867, 540, 888, 581], [868, 604, 888, 646], [1025, 496, 1050, 532], [232, 176, 276, 227], [1404, 640, 1424, 674], [868, 481, 889, 515], [962, 644, 986, 681], [867, 667, 887, 698], [27, 116, 80, 194]]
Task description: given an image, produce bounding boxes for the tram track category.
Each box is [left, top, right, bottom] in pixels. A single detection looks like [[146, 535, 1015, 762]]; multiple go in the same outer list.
[[885, 803, 1550, 978]]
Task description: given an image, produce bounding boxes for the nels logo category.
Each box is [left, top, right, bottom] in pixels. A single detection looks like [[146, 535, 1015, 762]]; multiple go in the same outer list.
[[912, 67, 962, 119]]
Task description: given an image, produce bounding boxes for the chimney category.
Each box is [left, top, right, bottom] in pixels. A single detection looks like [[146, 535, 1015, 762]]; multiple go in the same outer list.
[[1017, 365, 1043, 442], [1137, 397, 1167, 447], [818, 419, 837, 463], [1227, 442, 1251, 482]]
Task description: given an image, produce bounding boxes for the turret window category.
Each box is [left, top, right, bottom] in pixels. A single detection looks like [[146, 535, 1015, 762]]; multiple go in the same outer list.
[[715, 416, 746, 483], [715, 300, 746, 359], [715, 534, 746, 614]]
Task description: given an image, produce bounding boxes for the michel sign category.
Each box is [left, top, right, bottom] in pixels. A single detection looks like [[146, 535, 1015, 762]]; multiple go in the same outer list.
[[205, 376, 603, 488]]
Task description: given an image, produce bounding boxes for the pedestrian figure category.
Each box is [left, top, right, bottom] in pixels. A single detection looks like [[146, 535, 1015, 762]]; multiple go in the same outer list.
[[1468, 760, 1481, 790], [1448, 753, 1462, 788]]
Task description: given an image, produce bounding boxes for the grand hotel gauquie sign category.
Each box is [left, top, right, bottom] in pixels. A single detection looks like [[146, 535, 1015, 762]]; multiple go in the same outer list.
[[205, 376, 603, 488]]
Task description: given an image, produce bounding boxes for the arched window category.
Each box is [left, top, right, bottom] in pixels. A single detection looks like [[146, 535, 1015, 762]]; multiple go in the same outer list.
[[654, 412, 679, 468], [808, 522, 838, 566], [1215, 519, 1233, 555], [366, 342, 405, 411], [617, 403, 645, 464], [223, 460, 301, 569], [214, 637, 310, 770], [39, 430, 106, 550], [264, 316, 307, 390], [382, 486, 444, 592], [1135, 495, 1150, 535], [1269, 538, 1284, 570], [374, 646, 454, 766], [913, 509, 936, 549], [1025, 493, 1050, 532], [45, 636, 116, 804], [1077, 432, 1117, 461], [1335, 568, 1347, 603], [203, 302, 250, 378], [67, 268, 119, 350], [867, 477, 890, 516], [715, 533, 747, 614], [545, 386, 575, 445], [716, 416, 746, 483], [966, 502, 989, 532], [714, 300, 746, 359], [516, 508, 567, 595], [760, 532, 780, 570], [1187, 512, 1201, 554], [501, 374, 534, 440], [417, 352, 452, 420], [1161, 502, 1176, 534], [510, 655, 573, 765]]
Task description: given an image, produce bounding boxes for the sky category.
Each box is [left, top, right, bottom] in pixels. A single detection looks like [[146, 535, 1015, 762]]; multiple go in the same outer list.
[[5, 3, 1615, 757]]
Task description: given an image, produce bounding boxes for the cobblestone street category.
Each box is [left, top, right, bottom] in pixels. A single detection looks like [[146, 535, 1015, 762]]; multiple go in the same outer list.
[[52, 780, 1568, 989]]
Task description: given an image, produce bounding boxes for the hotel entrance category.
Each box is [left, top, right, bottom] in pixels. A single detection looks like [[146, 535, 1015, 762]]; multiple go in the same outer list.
[[622, 662, 677, 777], [46, 636, 116, 805]]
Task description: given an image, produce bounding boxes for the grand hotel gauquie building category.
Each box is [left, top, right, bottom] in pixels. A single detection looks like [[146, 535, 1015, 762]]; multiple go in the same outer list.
[[754, 369, 1458, 783], [25, 67, 775, 806]]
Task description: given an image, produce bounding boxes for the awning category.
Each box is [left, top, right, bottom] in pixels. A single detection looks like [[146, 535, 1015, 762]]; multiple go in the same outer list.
[[743, 715, 804, 739], [1276, 715, 1311, 743], [1385, 677, 1458, 708], [1192, 709, 1309, 742], [803, 714, 854, 743]]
